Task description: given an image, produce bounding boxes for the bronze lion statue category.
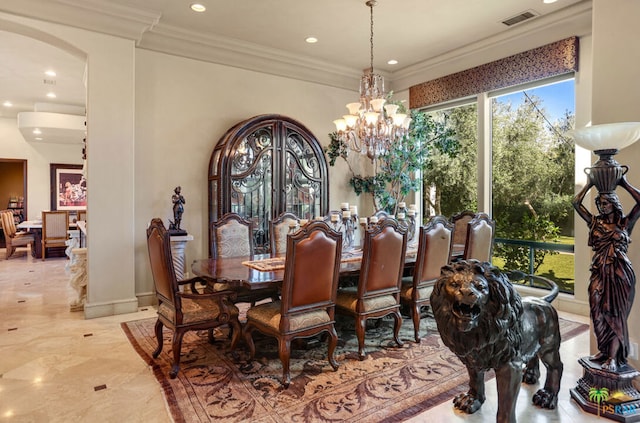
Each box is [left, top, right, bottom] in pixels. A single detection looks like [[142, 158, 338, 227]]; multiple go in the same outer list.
[[430, 260, 562, 423]]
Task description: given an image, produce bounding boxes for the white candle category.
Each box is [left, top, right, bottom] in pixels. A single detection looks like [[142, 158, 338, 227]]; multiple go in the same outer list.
[[331, 214, 339, 222], [369, 216, 378, 224], [342, 210, 351, 218], [397, 212, 405, 219], [409, 204, 417, 210], [408, 209, 416, 216], [359, 217, 368, 225], [349, 205, 358, 215], [398, 202, 406, 209], [341, 202, 349, 210]]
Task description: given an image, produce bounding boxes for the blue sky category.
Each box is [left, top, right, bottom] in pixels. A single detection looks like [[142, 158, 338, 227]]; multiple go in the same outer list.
[[495, 79, 575, 123]]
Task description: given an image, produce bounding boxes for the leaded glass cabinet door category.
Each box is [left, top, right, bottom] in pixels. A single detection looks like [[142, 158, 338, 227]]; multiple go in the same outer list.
[[209, 114, 328, 255]]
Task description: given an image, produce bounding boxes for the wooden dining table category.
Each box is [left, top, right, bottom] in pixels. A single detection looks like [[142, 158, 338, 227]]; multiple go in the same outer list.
[[191, 246, 418, 291]]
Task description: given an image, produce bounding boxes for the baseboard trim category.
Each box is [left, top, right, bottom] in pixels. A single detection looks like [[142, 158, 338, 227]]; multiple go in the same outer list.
[[83, 297, 139, 319]]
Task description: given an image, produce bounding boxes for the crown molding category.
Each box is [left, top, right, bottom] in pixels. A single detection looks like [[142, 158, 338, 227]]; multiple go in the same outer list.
[[138, 23, 365, 92], [0, 0, 160, 42], [390, 0, 593, 92]]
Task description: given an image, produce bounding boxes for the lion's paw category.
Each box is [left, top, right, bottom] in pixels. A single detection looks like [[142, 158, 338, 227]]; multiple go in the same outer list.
[[522, 367, 540, 384], [532, 389, 558, 409], [453, 392, 484, 414]]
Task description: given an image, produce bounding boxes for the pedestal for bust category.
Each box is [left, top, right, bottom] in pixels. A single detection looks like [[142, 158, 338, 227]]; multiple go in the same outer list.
[[570, 357, 640, 421], [169, 234, 194, 280]]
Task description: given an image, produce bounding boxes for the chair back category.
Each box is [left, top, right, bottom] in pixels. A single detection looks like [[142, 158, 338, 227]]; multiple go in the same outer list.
[[463, 212, 495, 262], [358, 218, 407, 297], [451, 210, 476, 247], [0, 210, 16, 238], [77, 210, 87, 222], [280, 221, 342, 323], [146, 218, 178, 309], [413, 216, 453, 287], [43, 211, 69, 240], [210, 212, 254, 259], [270, 212, 300, 256]]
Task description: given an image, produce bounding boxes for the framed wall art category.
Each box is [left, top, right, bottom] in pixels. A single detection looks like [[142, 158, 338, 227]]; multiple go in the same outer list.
[[50, 163, 86, 211]]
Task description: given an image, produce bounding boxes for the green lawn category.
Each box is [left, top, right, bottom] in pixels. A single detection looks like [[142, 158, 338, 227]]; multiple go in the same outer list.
[[493, 236, 576, 294]]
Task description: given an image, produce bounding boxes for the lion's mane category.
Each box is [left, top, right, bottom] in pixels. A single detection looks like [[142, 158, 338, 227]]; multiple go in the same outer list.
[[431, 260, 524, 369]]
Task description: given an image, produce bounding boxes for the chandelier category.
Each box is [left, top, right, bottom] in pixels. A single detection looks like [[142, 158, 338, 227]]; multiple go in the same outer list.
[[333, 0, 411, 160]]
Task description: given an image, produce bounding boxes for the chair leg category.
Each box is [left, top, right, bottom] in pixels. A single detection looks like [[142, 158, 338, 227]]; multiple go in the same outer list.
[[170, 330, 186, 379], [412, 303, 421, 343], [152, 319, 164, 358], [229, 318, 242, 350], [243, 323, 257, 359], [278, 337, 292, 388], [392, 310, 404, 348], [327, 325, 339, 371], [356, 316, 367, 361]]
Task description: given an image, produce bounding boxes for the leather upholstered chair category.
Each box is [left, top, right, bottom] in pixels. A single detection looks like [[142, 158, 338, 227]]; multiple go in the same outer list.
[[450, 210, 476, 260], [269, 212, 300, 256], [243, 221, 343, 387], [462, 212, 495, 262], [336, 218, 407, 360], [400, 216, 453, 342], [1, 210, 34, 259], [147, 218, 241, 379], [41, 210, 69, 260], [210, 212, 279, 305]]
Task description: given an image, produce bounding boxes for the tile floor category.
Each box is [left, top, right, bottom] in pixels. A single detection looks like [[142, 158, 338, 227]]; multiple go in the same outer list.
[[0, 246, 605, 422]]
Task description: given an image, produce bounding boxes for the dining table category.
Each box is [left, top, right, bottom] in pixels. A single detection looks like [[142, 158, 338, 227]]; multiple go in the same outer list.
[[17, 220, 79, 258], [191, 246, 418, 291]]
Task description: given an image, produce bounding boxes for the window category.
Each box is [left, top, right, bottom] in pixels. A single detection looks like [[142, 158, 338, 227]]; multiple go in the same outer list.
[[422, 77, 576, 293], [491, 78, 575, 293]]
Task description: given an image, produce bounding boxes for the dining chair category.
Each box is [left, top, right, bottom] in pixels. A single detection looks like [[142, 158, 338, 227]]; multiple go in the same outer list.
[[1, 209, 34, 259], [269, 211, 300, 256], [450, 210, 476, 261], [336, 218, 407, 360], [243, 220, 343, 387], [462, 212, 495, 262], [147, 218, 241, 378], [77, 210, 87, 222], [41, 210, 69, 260], [399, 216, 453, 342], [210, 212, 279, 305]]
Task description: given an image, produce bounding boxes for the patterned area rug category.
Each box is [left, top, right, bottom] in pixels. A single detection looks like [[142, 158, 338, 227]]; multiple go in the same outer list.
[[122, 312, 588, 423]]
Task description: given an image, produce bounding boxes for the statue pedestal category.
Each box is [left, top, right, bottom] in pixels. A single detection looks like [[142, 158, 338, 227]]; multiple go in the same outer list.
[[571, 356, 640, 421], [170, 234, 193, 280]]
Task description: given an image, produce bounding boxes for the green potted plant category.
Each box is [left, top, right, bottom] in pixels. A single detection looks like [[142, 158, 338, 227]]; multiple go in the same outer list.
[[325, 107, 456, 216]]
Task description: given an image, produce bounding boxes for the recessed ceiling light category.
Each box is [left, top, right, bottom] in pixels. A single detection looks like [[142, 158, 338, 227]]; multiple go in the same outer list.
[[387, 59, 398, 65], [33, 129, 42, 135], [45, 70, 56, 77], [2, 101, 12, 107], [305, 37, 318, 44], [190, 3, 206, 12], [543, 0, 557, 3], [46, 92, 56, 98], [35, 137, 43, 141]]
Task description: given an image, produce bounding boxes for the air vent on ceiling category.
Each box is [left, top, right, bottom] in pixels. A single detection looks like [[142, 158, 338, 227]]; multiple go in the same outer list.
[[502, 10, 538, 27]]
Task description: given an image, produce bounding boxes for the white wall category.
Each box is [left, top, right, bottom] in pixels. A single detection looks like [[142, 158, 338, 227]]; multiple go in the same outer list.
[[590, 0, 640, 365], [133, 50, 359, 302], [0, 117, 82, 217]]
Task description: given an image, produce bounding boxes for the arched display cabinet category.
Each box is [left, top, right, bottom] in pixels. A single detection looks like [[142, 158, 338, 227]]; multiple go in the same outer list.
[[208, 114, 329, 255]]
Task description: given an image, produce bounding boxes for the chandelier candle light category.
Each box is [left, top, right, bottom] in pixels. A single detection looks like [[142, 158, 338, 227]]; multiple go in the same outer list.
[[333, 0, 411, 160]]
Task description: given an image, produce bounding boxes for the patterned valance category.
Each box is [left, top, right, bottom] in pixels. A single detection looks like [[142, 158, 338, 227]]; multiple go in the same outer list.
[[409, 36, 579, 109]]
